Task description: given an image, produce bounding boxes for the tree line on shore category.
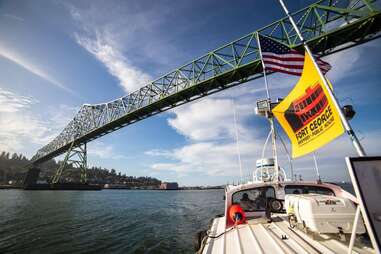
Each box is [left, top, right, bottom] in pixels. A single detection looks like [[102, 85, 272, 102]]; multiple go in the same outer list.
[[0, 151, 161, 187]]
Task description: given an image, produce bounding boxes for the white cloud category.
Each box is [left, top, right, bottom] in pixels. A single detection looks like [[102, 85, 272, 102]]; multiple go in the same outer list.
[[147, 126, 381, 181], [275, 130, 381, 181], [46, 104, 79, 130], [308, 130, 381, 159], [87, 141, 126, 160], [67, 4, 153, 93], [324, 47, 361, 82], [146, 95, 265, 177], [0, 44, 75, 95], [0, 88, 76, 157], [0, 89, 51, 153], [168, 98, 253, 141], [0, 87, 38, 113], [0, 114, 52, 150], [144, 149, 172, 157], [75, 32, 151, 93], [3, 14, 24, 22], [150, 140, 261, 176]]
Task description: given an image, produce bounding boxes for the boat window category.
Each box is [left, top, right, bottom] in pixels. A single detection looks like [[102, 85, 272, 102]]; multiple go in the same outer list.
[[285, 185, 335, 196], [232, 187, 275, 212]]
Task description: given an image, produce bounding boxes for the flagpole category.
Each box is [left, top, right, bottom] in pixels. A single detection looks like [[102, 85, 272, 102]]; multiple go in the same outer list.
[[277, 0, 366, 157], [256, 32, 280, 182], [256, 32, 271, 99]]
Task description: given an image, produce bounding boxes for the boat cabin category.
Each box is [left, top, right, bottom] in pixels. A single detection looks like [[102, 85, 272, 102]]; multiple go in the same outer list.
[[224, 181, 356, 226]]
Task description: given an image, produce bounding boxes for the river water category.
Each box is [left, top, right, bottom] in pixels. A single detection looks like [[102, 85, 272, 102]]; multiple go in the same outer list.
[[0, 189, 224, 254]]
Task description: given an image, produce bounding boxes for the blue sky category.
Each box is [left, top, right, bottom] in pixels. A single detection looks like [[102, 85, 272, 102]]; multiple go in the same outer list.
[[0, 0, 380, 186]]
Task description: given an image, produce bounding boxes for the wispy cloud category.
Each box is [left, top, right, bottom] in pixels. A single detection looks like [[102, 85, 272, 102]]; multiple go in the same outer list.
[[0, 88, 76, 156], [0, 44, 75, 95], [144, 149, 172, 157], [3, 14, 24, 22], [88, 141, 127, 160], [149, 141, 261, 177], [168, 98, 253, 142], [147, 95, 263, 177], [0, 88, 50, 153], [75, 31, 152, 93], [0, 113, 52, 151], [0, 87, 38, 113], [67, 3, 153, 93], [324, 45, 361, 82]]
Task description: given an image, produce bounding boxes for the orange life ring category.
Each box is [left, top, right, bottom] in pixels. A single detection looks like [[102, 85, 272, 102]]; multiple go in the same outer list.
[[228, 204, 246, 225]]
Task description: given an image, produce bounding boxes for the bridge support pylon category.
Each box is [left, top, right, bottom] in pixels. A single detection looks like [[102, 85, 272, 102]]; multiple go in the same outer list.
[[51, 142, 87, 184]]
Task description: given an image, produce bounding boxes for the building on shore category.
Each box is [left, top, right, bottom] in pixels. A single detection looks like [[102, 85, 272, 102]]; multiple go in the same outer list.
[[160, 182, 179, 190]]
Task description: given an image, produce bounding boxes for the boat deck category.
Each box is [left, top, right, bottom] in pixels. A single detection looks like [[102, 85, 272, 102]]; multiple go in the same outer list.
[[201, 215, 375, 254]]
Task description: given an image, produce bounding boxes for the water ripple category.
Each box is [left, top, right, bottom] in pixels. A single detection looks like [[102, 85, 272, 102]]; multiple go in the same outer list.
[[0, 190, 223, 254]]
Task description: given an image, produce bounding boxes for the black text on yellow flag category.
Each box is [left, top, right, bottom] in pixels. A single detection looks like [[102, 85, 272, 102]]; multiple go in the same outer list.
[[272, 53, 344, 158]]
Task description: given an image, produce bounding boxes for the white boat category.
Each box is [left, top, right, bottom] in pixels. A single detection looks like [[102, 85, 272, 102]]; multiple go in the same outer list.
[[196, 162, 375, 254], [194, 97, 377, 253]]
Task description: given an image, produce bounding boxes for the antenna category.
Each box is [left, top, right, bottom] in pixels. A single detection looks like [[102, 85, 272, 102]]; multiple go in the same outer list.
[[232, 100, 243, 183], [278, 132, 294, 181], [313, 153, 322, 183], [261, 130, 272, 160]]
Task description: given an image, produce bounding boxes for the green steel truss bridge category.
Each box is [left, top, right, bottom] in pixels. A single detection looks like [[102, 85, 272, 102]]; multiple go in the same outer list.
[[31, 0, 381, 183]]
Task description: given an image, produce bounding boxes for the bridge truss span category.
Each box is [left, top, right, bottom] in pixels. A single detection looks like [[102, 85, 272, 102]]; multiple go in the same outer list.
[[32, 0, 381, 165]]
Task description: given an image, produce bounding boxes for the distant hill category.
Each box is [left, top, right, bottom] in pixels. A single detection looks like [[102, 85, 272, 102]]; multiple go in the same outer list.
[[0, 151, 161, 187]]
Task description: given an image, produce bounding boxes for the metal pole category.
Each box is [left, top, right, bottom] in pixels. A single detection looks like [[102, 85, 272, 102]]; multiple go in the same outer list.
[[256, 32, 271, 99], [348, 205, 361, 253], [256, 32, 280, 182], [277, 0, 366, 157]]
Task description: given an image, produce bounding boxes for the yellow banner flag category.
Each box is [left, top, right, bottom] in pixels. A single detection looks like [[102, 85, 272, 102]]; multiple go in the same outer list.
[[272, 53, 344, 158]]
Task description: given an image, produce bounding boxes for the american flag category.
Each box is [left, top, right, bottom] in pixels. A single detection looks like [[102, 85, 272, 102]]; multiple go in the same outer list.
[[258, 34, 331, 76]]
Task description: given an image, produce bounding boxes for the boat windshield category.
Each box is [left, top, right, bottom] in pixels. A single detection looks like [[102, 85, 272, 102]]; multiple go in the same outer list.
[[232, 186, 275, 212], [284, 185, 335, 196]]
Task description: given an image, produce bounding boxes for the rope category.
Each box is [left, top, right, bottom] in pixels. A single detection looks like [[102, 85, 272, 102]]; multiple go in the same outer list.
[[206, 225, 236, 239]]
